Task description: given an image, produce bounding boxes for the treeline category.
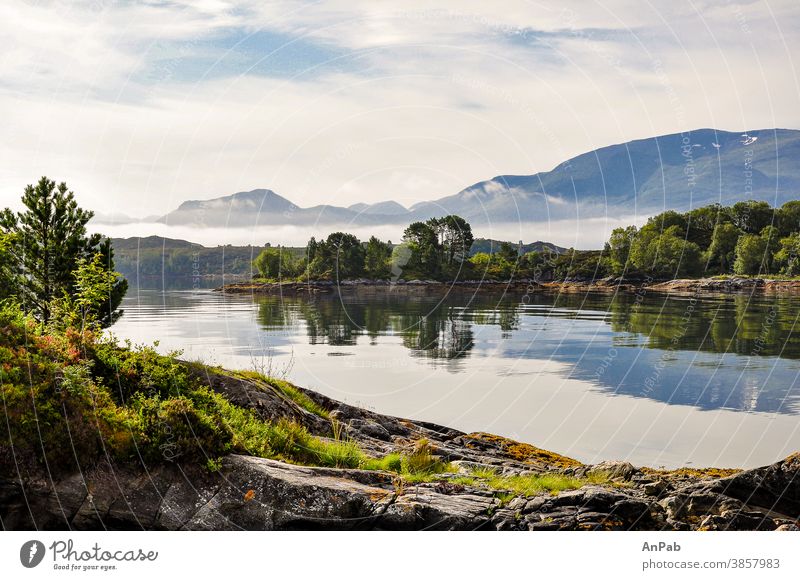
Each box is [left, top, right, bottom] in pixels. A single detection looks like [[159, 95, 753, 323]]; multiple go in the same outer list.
[[254, 214, 581, 282], [112, 237, 263, 279], [254, 200, 800, 283], [605, 200, 800, 279], [255, 215, 477, 281]]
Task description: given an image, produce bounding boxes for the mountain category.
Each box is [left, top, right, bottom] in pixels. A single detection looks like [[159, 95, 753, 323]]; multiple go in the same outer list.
[[348, 200, 409, 215], [469, 238, 566, 256], [160, 189, 302, 227], [410, 128, 800, 222], [155, 128, 800, 228]]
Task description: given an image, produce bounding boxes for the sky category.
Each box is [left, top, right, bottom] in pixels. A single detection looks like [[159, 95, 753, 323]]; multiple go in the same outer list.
[[0, 0, 798, 223]]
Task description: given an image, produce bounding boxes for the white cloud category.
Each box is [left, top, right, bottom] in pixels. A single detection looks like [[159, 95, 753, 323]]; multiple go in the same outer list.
[[0, 0, 798, 226]]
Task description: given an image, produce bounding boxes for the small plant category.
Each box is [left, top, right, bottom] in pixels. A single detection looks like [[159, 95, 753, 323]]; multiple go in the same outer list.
[[403, 438, 440, 474], [496, 492, 515, 507]]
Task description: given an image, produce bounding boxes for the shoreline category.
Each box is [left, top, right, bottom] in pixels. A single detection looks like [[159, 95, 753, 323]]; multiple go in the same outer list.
[[4, 361, 797, 530], [216, 276, 800, 296]]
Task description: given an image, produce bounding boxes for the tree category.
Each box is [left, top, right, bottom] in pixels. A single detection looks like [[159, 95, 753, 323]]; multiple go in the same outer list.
[[326, 232, 365, 279], [402, 221, 440, 279], [364, 236, 391, 279], [497, 241, 519, 264], [730, 201, 775, 234], [759, 225, 780, 274], [401, 215, 473, 279], [95, 238, 128, 327], [629, 226, 702, 278], [733, 233, 767, 275], [51, 253, 125, 331], [0, 233, 15, 300], [646, 210, 688, 236], [706, 222, 740, 273], [607, 225, 637, 275], [0, 177, 126, 324], [254, 246, 297, 279], [438, 215, 474, 269], [777, 200, 800, 236], [686, 204, 726, 247], [774, 233, 800, 276]]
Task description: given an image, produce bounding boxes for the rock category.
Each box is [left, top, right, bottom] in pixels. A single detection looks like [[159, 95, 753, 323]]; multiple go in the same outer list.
[[705, 453, 800, 516], [699, 511, 776, 531], [379, 487, 494, 531], [2, 365, 799, 531], [450, 460, 501, 475], [587, 461, 638, 481], [644, 480, 669, 496], [506, 497, 528, 511], [776, 523, 800, 531]]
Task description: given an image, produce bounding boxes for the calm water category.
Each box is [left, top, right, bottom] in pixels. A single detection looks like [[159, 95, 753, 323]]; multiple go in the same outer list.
[[111, 285, 800, 469]]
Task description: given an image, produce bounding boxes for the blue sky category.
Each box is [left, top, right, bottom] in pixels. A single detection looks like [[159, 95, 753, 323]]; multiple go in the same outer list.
[[0, 0, 798, 220]]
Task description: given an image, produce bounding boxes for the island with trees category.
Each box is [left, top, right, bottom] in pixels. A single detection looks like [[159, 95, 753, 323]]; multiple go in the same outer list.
[[221, 199, 800, 295]]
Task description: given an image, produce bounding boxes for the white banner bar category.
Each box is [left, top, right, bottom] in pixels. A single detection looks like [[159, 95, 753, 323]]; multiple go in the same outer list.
[[1, 531, 798, 579]]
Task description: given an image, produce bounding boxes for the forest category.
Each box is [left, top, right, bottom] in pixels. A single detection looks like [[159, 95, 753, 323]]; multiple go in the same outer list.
[[253, 200, 800, 283]]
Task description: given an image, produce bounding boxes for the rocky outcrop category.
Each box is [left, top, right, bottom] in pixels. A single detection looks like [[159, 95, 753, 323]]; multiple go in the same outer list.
[[1, 369, 798, 531], [648, 277, 800, 294], [4, 453, 798, 531]]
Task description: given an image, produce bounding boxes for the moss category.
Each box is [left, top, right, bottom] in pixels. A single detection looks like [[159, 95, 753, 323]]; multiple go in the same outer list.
[[641, 466, 741, 480], [466, 432, 581, 468]]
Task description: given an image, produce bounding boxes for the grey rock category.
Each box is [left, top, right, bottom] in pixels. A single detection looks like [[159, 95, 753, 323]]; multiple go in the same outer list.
[[587, 461, 638, 482]]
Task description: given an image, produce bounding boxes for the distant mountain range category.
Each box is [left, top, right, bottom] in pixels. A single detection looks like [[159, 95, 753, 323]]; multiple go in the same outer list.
[[96, 128, 800, 228]]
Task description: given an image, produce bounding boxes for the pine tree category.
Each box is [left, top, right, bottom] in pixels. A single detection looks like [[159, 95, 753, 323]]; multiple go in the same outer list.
[[0, 177, 127, 325]]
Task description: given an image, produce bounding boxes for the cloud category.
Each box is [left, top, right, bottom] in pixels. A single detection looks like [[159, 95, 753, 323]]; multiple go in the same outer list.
[[0, 0, 798, 223]]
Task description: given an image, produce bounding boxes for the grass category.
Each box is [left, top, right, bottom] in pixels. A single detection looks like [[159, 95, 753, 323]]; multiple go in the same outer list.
[[585, 471, 616, 485], [363, 439, 455, 482], [234, 370, 330, 418], [210, 394, 363, 468], [479, 472, 585, 497]]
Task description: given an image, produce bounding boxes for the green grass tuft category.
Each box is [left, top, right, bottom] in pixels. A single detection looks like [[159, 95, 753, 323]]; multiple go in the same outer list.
[[473, 470, 584, 496], [235, 370, 330, 418]]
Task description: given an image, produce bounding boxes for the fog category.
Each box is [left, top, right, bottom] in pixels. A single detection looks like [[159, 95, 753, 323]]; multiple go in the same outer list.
[[94, 215, 649, 251]]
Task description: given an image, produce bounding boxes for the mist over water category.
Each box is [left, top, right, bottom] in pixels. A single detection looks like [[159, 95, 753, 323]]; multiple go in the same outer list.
[[93, 215, 647, 250]]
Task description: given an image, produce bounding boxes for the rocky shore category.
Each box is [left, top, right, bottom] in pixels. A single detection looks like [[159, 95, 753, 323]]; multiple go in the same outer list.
[[2, 368, 798, 531], [216, 279, 540, 295], [216, 277, 800, 296]]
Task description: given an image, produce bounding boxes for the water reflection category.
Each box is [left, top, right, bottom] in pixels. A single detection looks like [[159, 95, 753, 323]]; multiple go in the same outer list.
[[252, 291, 800, 414]]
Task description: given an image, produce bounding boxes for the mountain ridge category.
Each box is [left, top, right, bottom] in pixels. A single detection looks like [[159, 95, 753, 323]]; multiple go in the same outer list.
[[127, 127, 800, 228]]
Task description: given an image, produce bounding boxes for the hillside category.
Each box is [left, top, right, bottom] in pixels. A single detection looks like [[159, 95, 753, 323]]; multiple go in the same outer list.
[[469, 238, 566, 256], [411, 128, 800, 223], [111, 236, 567, 282], [111, 236, 263, 281]]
